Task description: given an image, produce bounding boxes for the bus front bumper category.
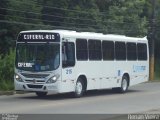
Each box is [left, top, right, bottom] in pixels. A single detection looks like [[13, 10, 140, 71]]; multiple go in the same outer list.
[[14, 80, 60, 94]]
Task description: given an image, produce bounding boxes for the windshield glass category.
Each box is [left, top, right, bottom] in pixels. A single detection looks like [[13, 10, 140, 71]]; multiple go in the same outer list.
[[16, 43, 60, 71]]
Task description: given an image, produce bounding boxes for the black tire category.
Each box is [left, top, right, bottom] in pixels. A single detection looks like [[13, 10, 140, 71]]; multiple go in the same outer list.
[[35, 92, 47, 97], [74, 78, 85, 98], [119, 75, 129, 93], [112, 75, 129, 93]]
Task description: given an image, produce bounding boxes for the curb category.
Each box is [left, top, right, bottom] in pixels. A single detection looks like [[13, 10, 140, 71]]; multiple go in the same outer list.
[[0, 91, 26, 96], [0, 91, 15, 95], [147, 80, 160, 83]]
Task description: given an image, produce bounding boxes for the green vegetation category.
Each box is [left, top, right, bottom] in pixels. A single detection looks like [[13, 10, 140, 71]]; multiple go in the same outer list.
[[0, 50, 15, 91], [155, 60, 160, 80], [0, 0, 160, 91]]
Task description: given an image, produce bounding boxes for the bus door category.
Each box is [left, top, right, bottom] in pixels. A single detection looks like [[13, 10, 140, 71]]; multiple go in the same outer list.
[[61, 41, 76, 92]]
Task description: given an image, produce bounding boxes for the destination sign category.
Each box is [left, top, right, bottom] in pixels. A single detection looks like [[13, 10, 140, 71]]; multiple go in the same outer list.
[[24, 34, 55, 40], [17, 32, 60, 42]]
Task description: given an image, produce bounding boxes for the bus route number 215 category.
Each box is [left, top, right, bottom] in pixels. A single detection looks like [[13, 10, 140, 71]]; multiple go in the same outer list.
[[66, 69, 72, 74]]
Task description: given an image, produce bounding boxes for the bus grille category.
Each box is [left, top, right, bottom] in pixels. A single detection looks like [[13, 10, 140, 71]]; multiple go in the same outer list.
[[21, 73, 49, 78], [27, 84, 43, 89], [25, 80, 45, 83]]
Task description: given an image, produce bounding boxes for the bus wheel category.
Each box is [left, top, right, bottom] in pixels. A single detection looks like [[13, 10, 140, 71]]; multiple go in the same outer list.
[[74, 78, 84, 98], [35, 92, 47, 97], [119, 75, 129, 93], [113, 76, 129, 93]]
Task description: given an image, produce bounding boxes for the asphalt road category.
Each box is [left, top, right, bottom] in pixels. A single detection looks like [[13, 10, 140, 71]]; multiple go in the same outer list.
[[0, 82, 160, 116]]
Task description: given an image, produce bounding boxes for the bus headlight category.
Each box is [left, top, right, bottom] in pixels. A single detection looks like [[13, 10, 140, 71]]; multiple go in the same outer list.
[[47, 74, 60, 83], [15, 74, 23, 82]]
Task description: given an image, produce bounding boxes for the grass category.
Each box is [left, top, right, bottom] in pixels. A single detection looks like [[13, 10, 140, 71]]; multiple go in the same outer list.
[[0, 79, 14, 91]]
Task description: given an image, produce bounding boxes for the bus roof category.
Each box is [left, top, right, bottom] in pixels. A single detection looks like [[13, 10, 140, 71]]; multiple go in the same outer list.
[[20, 29, 147, 42]]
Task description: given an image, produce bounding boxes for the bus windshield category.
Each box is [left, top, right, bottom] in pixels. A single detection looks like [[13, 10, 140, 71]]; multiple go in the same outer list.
[[16, 43, 60, 71]]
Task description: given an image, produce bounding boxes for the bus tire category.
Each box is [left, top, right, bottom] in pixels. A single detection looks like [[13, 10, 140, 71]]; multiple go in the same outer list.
[[119, 75, 129, 93], [113, 75, 129, 93], [35, 92, 47, 97], [74, 78, 85, 98]]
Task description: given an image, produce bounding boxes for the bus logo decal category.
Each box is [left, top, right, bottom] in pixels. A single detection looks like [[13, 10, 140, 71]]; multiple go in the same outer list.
[[133, 65, 146, 72]]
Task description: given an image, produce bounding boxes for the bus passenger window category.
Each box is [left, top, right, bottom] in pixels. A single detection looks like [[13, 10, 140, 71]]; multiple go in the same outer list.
[[137, 43, 147, 60], [102, 41, 114, 60], [127, 42, 137, 60], [76, 39, 88, 60], [115, 42, 126, 60], [88, 40, 102, 60]]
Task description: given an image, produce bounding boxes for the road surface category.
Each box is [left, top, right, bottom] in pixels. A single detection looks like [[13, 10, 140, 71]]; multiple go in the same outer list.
[[0, 82, 160, 115]]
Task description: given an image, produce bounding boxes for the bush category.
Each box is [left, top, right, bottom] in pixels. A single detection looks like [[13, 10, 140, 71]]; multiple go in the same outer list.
[[0, 49, 15, 91]]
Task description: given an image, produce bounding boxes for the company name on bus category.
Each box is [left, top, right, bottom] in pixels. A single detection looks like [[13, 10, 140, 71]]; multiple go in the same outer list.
[[23, 34, 55, 40], [133, 65, 146, 72]]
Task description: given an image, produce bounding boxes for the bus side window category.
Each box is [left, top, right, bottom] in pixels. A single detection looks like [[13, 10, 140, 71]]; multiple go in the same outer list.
[[62, 42, 75, 68]]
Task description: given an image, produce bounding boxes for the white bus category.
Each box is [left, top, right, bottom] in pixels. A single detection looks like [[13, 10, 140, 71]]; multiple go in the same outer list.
[[14, 30, 149, 97]]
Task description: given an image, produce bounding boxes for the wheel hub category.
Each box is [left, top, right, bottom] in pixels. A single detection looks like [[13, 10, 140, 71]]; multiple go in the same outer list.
[[75, 81, 82, 95], [122, 79, 127, 91]]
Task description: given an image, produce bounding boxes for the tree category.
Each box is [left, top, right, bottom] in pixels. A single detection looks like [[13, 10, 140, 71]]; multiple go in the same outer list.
[[41, 0, 68, 28], [102, 0, 147, 36], [0, 0, 43, 55], [0, 0, 9, 55]]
